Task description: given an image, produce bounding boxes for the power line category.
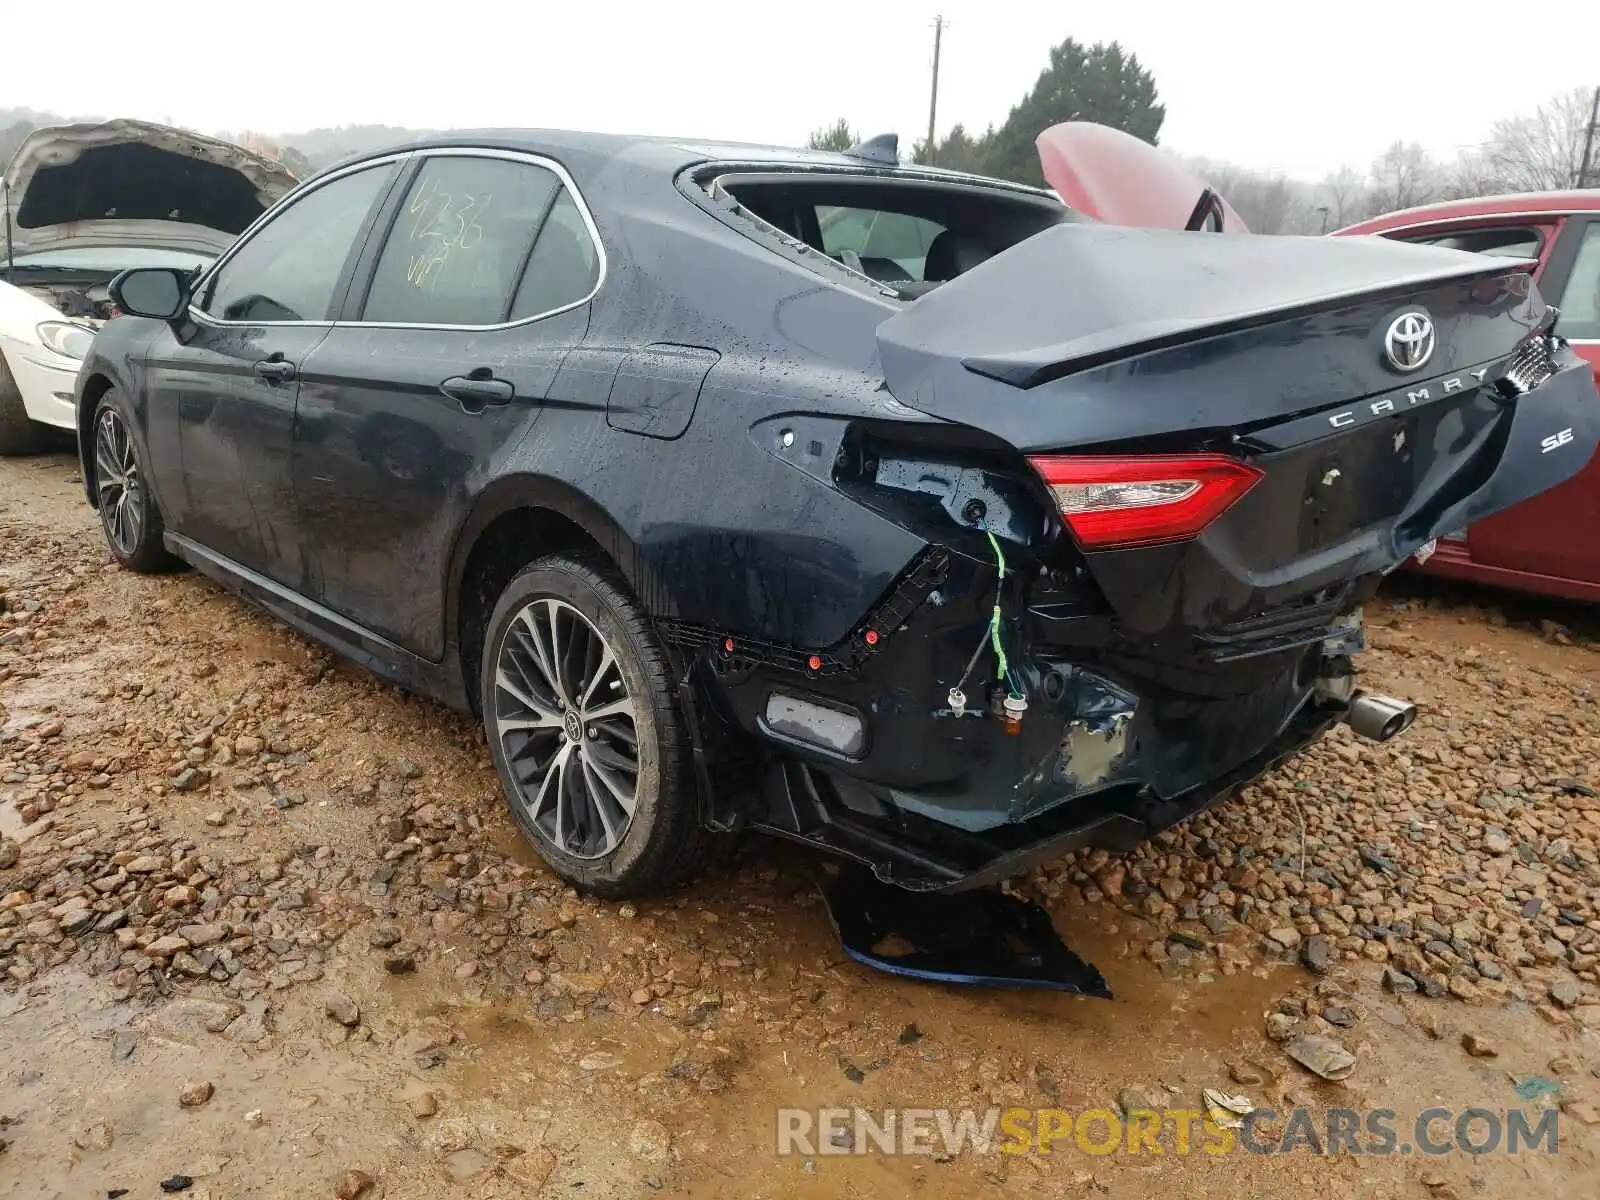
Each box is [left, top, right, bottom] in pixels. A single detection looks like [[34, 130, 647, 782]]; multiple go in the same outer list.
[[925, 15, 944, 166]]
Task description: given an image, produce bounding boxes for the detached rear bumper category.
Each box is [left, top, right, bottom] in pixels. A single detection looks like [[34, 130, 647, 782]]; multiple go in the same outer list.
[[755, 693, 1338, 892], [687, 537, 1352, 891]]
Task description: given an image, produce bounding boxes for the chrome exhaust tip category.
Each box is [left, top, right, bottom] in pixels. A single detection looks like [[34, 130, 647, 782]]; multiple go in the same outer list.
[[1346, 692, 1417, 742]]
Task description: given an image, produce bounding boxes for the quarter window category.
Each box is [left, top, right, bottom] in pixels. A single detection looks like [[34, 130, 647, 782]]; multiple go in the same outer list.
[[1557, 223, 1600, 340], [361, 156, 598, 326], [200, 165, 393, 322], [509, 190, 601, 321]]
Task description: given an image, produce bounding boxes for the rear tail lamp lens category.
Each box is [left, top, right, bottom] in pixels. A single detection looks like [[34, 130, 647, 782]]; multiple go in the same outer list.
[[1028, 453, 1263, 550]]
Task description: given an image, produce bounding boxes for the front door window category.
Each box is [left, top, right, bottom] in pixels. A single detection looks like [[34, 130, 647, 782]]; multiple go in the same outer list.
[[197, 165, 394, 323]]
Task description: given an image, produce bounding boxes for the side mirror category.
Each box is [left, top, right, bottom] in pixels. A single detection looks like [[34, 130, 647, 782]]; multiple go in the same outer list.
[[108, 267, 190, 321]]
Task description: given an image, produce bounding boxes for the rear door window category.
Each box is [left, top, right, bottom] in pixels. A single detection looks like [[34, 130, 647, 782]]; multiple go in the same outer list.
[[360, 155, 596, 326], [1557, 223, 1600, 340], [817, 205, 945, 281]]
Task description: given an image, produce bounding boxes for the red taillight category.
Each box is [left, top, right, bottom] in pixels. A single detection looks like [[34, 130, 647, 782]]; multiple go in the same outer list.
[[1028, 453, 1263, 550]]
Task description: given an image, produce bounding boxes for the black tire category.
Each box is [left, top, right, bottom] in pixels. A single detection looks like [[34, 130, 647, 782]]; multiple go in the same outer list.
[[91, 391, 178, 573], [0, 352, 49, 457], [480, 552, 711, 898]]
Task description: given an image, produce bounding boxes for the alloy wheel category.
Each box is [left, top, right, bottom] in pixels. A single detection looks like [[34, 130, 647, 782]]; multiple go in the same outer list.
[[493, 597, 640, 860], [95, 406, 142, 556]]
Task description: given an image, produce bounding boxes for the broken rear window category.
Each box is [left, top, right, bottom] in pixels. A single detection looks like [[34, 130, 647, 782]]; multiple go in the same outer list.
[[699, 169, 1069, 297]]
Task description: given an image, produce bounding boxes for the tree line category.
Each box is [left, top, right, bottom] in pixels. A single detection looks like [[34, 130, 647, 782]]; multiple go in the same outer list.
[[808, 39, 1165, 187], [4, 53, 1593, 234], [808, 38, 1597, 232], [1183, 87, 1597, 234]]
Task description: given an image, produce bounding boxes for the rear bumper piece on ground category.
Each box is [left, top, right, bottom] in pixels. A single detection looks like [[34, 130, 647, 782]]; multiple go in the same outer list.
[[821, 868, 1113, 995]]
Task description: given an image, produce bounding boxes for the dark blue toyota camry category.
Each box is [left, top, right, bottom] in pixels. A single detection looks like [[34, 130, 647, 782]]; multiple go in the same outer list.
[[74, 122, 1599, 900]]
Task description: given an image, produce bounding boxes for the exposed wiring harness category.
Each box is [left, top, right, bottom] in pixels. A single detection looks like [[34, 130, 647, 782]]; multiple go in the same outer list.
[[986, 531, 1011, 685], [947, 532, 1027, 715], [954, 623, 989, 692]]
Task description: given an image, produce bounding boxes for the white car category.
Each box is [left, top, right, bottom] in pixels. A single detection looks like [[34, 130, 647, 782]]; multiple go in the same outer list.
[[0, 119, 297, 454]]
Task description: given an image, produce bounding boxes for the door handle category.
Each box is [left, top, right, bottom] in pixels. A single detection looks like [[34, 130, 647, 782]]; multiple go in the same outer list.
[[253, 357, 296, 383], [441, 373, 514, 410]]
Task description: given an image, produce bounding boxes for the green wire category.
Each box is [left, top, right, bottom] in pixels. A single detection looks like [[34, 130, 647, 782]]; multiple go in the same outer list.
[[987, 529, 1007, 577], [985, 531, 1009, 683]]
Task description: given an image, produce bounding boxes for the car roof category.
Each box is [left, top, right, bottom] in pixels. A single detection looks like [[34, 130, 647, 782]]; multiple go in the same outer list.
[[319, 128, 1056, 199], [1335, 189, 1600, 236]]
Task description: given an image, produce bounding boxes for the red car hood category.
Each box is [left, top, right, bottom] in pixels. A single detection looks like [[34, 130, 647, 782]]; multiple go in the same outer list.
[[1036, 122, 1249, 234]]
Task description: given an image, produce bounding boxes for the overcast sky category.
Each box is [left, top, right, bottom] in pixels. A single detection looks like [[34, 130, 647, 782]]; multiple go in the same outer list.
[[8, 1, 1598, 180]]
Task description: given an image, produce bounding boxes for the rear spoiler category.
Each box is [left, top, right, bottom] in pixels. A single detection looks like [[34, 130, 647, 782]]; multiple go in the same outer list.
[[884, 223, 1527, 390]]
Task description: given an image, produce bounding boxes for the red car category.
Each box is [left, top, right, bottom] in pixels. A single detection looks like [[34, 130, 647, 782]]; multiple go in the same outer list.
[[1336, 193, 1600, 601]]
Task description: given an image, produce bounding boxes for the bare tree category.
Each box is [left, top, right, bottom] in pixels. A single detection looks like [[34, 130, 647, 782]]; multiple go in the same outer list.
[[1483, 87, 1596, 192], [1318, 166, 1370, 229], [1367, 141, 1439, 216], [1175, 156, 1306, 234], [1439, 149, 1509, 201], [1253, 177, 1297, 235]]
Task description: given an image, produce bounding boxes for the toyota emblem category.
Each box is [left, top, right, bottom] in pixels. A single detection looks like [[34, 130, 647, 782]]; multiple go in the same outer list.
[[1383, 311, 1436, 373]]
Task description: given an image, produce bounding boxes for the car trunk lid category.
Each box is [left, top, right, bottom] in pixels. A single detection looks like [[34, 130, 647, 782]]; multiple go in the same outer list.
[[877, 222, 1537, 447], [876, 221, 1600, 647], [1, 119, 298, 259]]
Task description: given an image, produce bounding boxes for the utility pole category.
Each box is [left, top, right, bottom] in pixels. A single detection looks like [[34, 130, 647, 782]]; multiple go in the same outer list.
[[1580, 85, 1600, 188], [926, 15, 944, 166]]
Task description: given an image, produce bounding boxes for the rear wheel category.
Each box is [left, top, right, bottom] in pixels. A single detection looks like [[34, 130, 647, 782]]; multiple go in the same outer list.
[[480, 553, 711, 898], [92, 392, 177, 572], [0, 353, 48, 456]]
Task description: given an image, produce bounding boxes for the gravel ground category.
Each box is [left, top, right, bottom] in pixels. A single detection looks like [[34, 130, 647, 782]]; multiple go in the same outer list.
[[3, 449, 1600, 1199]]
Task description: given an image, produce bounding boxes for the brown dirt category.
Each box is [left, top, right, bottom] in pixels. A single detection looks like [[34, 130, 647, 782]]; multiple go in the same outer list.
[[3, 450, 1600, 1199]]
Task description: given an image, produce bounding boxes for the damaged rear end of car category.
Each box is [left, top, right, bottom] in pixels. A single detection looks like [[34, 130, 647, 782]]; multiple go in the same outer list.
[[709, 218, 1599, 903]]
